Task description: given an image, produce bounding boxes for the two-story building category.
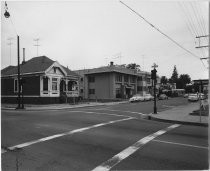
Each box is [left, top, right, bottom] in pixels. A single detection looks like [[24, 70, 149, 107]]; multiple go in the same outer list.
[[1, 56, 80, 104], [75, 62, 158, 101]]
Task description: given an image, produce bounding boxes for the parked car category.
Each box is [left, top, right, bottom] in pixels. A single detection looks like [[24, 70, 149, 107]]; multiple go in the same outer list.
[[188, 94, 199, 102], [198, 93, 205, 100], [144, 94, 154, 101], [188, 93, 205, 102], [183, 94, 189, 98], [129, 94, 144, 103], [158, 94, 168, 100]]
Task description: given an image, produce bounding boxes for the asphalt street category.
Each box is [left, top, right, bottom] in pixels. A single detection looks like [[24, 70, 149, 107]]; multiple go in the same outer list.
[[1, 97, 209, 170]]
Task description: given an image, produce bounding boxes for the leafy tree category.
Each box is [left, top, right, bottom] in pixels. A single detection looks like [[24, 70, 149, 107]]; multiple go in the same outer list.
[[177, 74, 191, 89], [160, 76, 168, 84], [170, 65, 178, 84], [126, 63, 141, 71]]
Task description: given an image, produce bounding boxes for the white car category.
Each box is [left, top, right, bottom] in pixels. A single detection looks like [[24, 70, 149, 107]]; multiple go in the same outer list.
[[129, 94, 144, 103], [144, 94, 154, 101], [188, 94, 199, 102]]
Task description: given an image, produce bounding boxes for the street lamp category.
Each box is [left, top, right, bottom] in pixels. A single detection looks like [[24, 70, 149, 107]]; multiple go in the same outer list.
[[4, 2, 10, 18], [4, 2, 22, 109]]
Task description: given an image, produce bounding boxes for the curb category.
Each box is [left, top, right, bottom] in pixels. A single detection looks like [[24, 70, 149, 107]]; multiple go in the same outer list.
[[147, 115, 208, 127], [1, 101, 128, 111]]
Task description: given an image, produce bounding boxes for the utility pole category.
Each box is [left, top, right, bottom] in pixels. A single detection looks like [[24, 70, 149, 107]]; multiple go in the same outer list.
[[195, 25, 209, 122], [151, 63, 158, 114], [7, 37, 14, 65], [17, 35, 21, 109], [34, 38, 40, 57]]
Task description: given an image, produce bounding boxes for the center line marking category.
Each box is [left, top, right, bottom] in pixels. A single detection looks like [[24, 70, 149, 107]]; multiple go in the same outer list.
[[2, 117, 134, 154], [92, 124, 180, 171]]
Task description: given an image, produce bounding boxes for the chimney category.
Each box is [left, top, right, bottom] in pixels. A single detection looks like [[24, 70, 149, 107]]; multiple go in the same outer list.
[[110, 61, 114, 66], [22, 48, 26, 64]]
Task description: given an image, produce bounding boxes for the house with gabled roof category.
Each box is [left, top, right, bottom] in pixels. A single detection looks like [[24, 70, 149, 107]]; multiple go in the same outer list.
[[1, 56, 80, 104]]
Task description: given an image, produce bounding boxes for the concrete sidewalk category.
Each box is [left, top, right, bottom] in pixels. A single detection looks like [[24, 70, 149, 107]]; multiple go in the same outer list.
[[149, 102, 209, 127], [1, 101, 128, 111]]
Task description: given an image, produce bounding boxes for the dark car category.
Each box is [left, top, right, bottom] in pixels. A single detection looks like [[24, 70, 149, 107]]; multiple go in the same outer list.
[[158, 94, 168, 100]]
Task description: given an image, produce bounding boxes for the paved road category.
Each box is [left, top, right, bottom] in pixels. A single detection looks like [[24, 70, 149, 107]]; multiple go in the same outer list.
[[2, 98, 209, 170]]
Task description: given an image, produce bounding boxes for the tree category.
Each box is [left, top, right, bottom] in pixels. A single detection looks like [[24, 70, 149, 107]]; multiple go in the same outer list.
[[126, 63, 141, 71], [160, 76, 168, 84], [177, 74, 191, 89], [170, 65, 178, 84]]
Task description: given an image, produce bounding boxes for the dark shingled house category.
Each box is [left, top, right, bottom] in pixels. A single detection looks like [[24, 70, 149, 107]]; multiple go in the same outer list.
[[1, 56, 80, 104]]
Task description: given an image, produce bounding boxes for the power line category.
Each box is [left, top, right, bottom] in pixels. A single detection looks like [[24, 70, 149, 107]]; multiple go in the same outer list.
[[119, 1, 201, 61], [177, 2, 195, 37]]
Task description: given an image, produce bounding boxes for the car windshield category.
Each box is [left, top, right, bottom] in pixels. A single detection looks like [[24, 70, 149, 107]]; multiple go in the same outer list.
[[133, 94, 141, 97], [189, 94, 198, 97]]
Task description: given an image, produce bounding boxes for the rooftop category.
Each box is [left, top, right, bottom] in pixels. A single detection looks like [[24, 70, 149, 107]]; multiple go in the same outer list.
[[1, 56, 79, 77]]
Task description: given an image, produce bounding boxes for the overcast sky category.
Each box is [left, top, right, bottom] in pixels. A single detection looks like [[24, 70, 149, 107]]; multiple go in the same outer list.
[[1, 0, 209, 80]]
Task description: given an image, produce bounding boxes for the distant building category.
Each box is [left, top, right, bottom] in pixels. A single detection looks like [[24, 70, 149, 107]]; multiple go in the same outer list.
[[1, 56, 80, 104], [75, 62, 159, 101]]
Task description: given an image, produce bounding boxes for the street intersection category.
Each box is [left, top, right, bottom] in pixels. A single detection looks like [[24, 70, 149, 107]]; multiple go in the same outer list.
[[1, 98, 209, 170]]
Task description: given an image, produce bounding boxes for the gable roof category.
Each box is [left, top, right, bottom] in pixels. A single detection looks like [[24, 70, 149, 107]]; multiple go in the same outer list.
[[62, 66, 80, 78], [1, 56, 80, 78], [1, 56, 54, 77]]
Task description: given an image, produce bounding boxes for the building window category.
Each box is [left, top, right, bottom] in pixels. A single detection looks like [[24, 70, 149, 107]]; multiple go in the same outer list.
[[131, 76, 135, 83], [137, 76, 142, 81], [88, 76, 95, 82], [146, 78, 151, 84], [89, 89, 95, 94], [81, 77, 83, 82], [80, 89, 83, 93], [115, 74, 122, 82], [52, 78, 58, 91], [116, 88, 121, 98], [124, 75, 129, 83], [137, 86, 143, 91], [43, 77, 48, 91]]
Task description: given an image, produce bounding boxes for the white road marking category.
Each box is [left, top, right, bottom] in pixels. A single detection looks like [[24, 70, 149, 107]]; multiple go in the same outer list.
[[2, 117, 134, 154], [152, 139, 209, 149], [162, 105, 175, 108], [70, 111, 133, 118], [86, 109, 147, 116], [92, 124, 180, 171]]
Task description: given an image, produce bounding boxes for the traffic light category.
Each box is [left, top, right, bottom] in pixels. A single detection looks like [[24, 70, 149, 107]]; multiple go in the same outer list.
[[151, 69, 157, 80]]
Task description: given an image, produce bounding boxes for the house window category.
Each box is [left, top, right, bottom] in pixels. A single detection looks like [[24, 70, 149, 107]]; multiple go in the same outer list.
[[14, 79, 18, 92], [80, 77, 83, 82], [14, 79, 22, 92], [52, 78, 58, 91], [53, 67, 56, 73], [43, 77, 48, 91], [89, 89, 95, 94], [80, 89, 83, 93], [68, 81, 72, 91], [88, 76, 95, 82], [115, 74, 122, 82]]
